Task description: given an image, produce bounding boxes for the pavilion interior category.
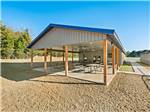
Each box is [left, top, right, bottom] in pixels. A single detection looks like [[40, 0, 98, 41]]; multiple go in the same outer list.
[[32, 40, 118, 84]]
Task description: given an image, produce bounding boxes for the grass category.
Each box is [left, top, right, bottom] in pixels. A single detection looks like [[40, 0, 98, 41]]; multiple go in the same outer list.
[[119, 61, 134, 72]]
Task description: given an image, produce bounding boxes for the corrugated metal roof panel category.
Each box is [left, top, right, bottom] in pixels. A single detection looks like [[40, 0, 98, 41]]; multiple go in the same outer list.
[[27, 23, 115, 48], [50, 23, 115, 35]]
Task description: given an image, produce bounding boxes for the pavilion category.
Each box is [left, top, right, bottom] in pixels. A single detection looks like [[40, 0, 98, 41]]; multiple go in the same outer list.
[[28, 23, 126, 85]]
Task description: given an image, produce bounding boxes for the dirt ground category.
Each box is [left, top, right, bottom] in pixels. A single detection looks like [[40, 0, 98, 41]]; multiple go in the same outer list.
[[1, 63, 150, 112]]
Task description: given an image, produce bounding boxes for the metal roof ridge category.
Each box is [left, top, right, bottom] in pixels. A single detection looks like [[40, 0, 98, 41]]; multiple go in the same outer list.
[[49, 23, 115, 33]]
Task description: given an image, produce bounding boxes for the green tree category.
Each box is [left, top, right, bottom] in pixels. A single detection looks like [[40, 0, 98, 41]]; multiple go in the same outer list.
[[14, 34, 27, 58], [0, 22, 32, 59], [126, 51, 130, 57], [0, 23, 14, 59], [21, 29, 32, 58]]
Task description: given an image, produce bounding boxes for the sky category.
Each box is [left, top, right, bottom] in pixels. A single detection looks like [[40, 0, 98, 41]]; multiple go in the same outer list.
[[1, 1, 150, 51]]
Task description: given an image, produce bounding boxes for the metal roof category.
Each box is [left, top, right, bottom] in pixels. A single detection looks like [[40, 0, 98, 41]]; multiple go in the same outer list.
[[28, 23, 125, 53]]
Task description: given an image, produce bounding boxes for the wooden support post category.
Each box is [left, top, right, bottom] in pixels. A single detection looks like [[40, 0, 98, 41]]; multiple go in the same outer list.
[[118, 49, 120, 67], [103, 40, 108, 84], [62, 46, 65, 62], [72, 47, 74, 63], [115, 47, 118, 70], [63, 52, 65, 62], [112, 45, 115, 74], [65, 46, 68, 76], [115, 48, 117, 65], [44, 48, 47, 72], [50, 49, 52, 62], [116, 48, 120, 69], [31, 50, 33, 68]]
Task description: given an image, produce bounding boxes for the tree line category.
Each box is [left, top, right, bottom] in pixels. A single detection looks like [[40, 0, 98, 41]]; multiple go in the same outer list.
[[126, 50, 150, 57], [0, 22, 32, 59]]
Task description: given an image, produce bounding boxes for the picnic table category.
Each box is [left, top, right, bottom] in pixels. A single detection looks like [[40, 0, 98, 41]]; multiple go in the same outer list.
[[84, 64, 103, 73]]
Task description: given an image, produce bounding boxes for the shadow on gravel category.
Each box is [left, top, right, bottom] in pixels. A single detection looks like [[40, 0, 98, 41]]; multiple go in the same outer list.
[[28, 75, 104, 85], [28, 79, 103, 85], [141, 75, 150, 91]]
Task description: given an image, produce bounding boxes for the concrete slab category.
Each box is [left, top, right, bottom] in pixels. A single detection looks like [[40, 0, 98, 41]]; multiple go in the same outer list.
[[33, 65, 116, 85]]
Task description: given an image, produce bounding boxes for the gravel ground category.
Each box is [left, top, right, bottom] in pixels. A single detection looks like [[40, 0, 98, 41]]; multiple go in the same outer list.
[[1, 63, 150, 112]]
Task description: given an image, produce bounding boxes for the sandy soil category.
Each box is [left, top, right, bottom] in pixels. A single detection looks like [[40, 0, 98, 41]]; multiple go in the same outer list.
[[1, 63, 150, 112]]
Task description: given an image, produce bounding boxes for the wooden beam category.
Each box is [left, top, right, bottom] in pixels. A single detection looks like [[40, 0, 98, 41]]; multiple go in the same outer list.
[[65, 46, 68, 76], [39, 48, 80, 53], [50, 49, 52, 62], [103, 40, 108, 84], [44, 48, 47, 72], [112, 45, 115, 74], [30, 50, 33, 68]]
